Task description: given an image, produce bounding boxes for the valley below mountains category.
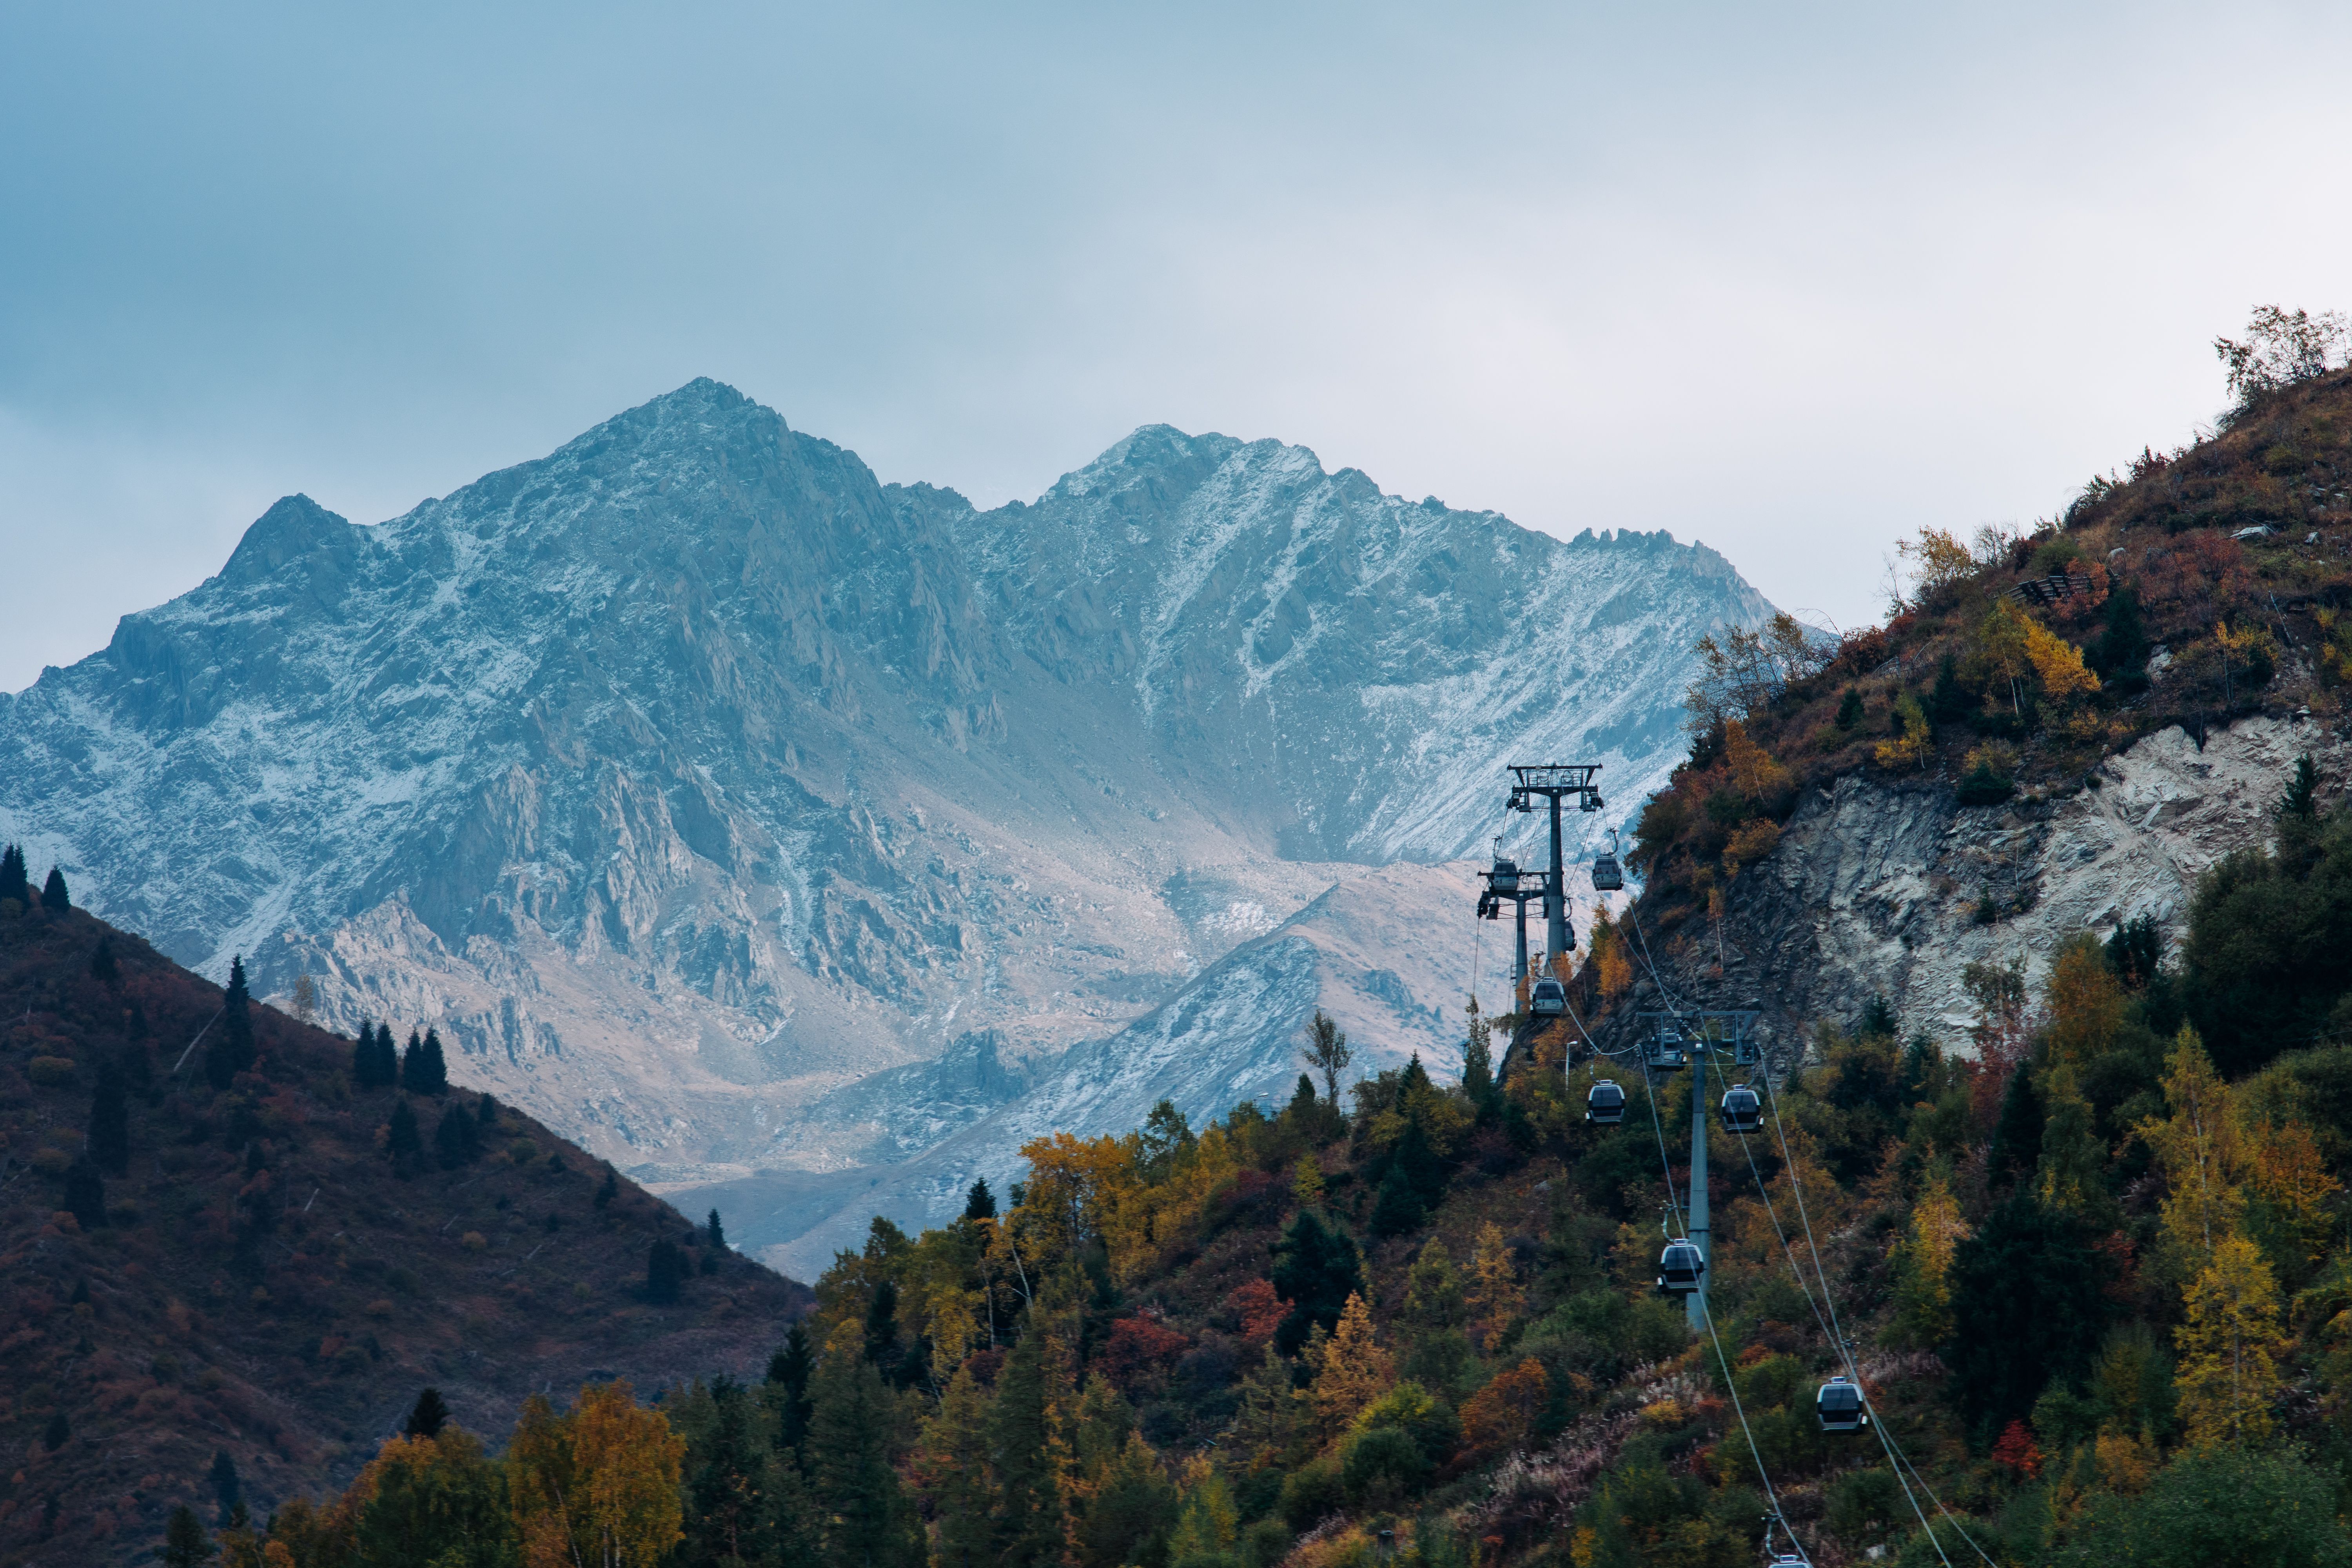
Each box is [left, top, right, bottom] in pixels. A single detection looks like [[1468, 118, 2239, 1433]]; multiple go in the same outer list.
[[0, 381, 1770, 1267]]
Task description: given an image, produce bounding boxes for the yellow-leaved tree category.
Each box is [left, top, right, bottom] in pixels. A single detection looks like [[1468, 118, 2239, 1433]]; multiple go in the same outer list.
[[2175, 1232, 2285, 1448], [1467, 1221, 1524, 1353], [1888, 1171, 1968, 1349], [1308, 1294, 1395, 1439], [509, 1382, 686, 1568]]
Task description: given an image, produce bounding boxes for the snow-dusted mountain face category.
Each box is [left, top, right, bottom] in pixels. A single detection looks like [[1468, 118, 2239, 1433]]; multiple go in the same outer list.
[[0, 380, 1770, 1261]]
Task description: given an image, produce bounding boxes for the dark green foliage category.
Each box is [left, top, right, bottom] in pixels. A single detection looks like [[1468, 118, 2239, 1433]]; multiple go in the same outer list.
[[964, 1177, 999, 1221], [2183, 799, 2352, 1075], [1461, 1027, 1498, 1123], [1075, 1439, 1179, 1568], [1835, 686, 1866, 731], [1341, 1426, 1428, 1507], [2091, 580, 2149, 686], [1945, 1192, 2108, 1440], [477, 1091, 499, 1129], [204, 955, 257, 1090], [2282, 752, 2321, 821], [433, 1104, 483, 1169], [678, 1375, 809, 1568], [89, 936, 117, 982], [88, 1063, 130, 1175], [404, 1387, 450, 1439], [355, 1023, 396, 1089], [2105, 915, 2163, 991], [1270, 1210, 1365, 1355], [1139, 1099, 1196, 1181], [767, 1322, 816, 1451], [403, 1027, 450, 1095], [351, 1429, 513, 1567], [1370, 1165, 1426, 1237], [387, 1098, 423, 1167], [161, 1505, 214, 1568], [648, 1239, 689, 1304], [864, 1278, 902, 1366], [1857, 993, 1898, 1038], [1279, 1457, 1344, 1532], [62, 1160, 106, 1229], [808, 1339, 922, 1568], [1955, 756, 2015, 806], [1929, 655, 1970, 724], [992, 1325, 1063, 1568], [2050, 1447, 2352, 1568], [595, 1162, 619, 1208], [40, 866, 69, 911], [1987, 1067, 2043, 1190], [708, 1206, 728, 1252], [209, 1448, 242, 1522], [42, 1410, 69, 1450], [0, 844, 27, 906]]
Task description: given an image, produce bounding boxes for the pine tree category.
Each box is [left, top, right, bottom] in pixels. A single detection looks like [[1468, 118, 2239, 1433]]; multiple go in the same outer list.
[[1370, 1165, 1425, 1237], [0, 844, 27, 906], [403, 1027, 449, 1095], [809, 1327, 922, 1568], [1461, 1016, 1497, 1119], [160, 1504, 214, 1568], [1270, 1209, 1365, 1355], [2281, 752, 2320, 820], [595, 1163, 619, 1209], [476, 1092, 499, 1130], [990, 1323, 1064, 1568], [683, 1376, 784, 1567], [87, 1064, 130, 1176], [63, 1161, 106, 1229], [386, 1098, 422, 1170], [647, 1240, 688, 1304], [205, 956, 257, 1090], [767, 1322, 817, 1452], [921, 1364, 995, 1568], [1077, 1433, 1180, 1568], [1835, 685, 1866, 731], [707, 1207, 728, 1253], [352, 1023, 381, 1088], [403, 1387, 450, 1439], [40, 866, 70, 911], [89, 937, 117, 982], [432, 1105, 481, 1169], [209, 1449, 243, 1524]]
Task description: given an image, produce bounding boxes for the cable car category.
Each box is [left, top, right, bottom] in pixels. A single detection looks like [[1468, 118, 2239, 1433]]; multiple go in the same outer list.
[[1586, 1079, 1626, 1124], [1719, 1085, 1763, 1134], [1489, 855, 1519, 894], [1530, 977, 1566, 1017], [1815, 1376, 1869, 1433], [1591, 830, 1625, 893], [1645, 1024, 1687, 1071], [1656, 1238, 1705, 1296]]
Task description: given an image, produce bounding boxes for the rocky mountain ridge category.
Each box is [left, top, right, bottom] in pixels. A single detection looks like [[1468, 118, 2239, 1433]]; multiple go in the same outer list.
[[0, 380, 1767, 1248]]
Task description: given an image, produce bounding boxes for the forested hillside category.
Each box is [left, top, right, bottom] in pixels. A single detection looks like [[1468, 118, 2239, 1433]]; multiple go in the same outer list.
[[169, 751, 2352, 1568], [0, 877, 808, 1567]]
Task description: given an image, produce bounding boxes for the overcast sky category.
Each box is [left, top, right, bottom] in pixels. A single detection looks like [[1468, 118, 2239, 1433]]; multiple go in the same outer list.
[[6, 2, 2351, 691]]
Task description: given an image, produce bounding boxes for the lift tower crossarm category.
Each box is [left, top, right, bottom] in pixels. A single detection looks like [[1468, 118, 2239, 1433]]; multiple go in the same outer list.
[[1505, 764, 1605, 971]]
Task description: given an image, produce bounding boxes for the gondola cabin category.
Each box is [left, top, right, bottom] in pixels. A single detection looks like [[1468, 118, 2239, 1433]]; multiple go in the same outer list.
[[1816, 1376, 1869, 1432], [1656, 1238, 1705, 1296], [1530, 977, 1566, 1017], [1719, 1085, 1763, 1134], [1586, 1079, 1626, 1124], [1590, 849, 1624, 892]]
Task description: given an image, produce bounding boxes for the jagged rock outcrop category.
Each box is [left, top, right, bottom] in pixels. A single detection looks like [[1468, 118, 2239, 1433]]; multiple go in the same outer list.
[[0, 380, 1769, 1207], [1597, 714, 2348, 1060]]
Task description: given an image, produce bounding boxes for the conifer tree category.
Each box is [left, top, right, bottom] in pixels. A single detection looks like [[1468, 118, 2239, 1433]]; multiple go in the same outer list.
[[40, 866, 69, 911], [595, 1163, 619, 1209], [352, 1023, 383, 1088], [63, 1161, 106, 1229], [403, 1387, 450, 1439], [707, 1207, 727, 1253], [432, 1105, 480, 1169], [990, 1322, 1064, 1568], [1270, 1209, 1365, 1355], [87, 1063, 130, 1176], [1835, 685, 1866, 731], [1077, 1433, 1180, 1568], [89, 936, 117, 982], [683, 1376, 789, 1566], [964, 1176, 999, 1221], [1467, 1221, 1524, 1352], [1308, 1293, 1395, 1437], [922, 1364, 995, 1568], [476, 1091, 499, 1130], [205, 956, 257, 1090], [2176, 1233, 2285, 1448], [160, 1504, 213, 1568], [767, 1322, 816, 1452], [648, 1240, 688, 1304], [0, 844, 27, 906], [42, 1410, 69, 1450], [386, 1098, 422, 1171], [809, 1327, 923, 1568], [404, 1027, 449, 1095], [209, 1450, 243, 1525]]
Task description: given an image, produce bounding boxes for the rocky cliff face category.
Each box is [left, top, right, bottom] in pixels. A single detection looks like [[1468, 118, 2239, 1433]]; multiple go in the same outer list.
[[1595, 715, 2348, 1061], [0, 380, 1766, 1246]]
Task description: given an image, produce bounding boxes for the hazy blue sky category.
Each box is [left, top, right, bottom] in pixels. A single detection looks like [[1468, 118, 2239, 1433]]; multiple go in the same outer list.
[[6, 2, 2351, 690]]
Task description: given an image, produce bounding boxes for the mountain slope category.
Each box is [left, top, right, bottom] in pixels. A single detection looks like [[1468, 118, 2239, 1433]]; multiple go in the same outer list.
[[0, 381, 1769, 1206], [0, 896, 808, 1565]]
